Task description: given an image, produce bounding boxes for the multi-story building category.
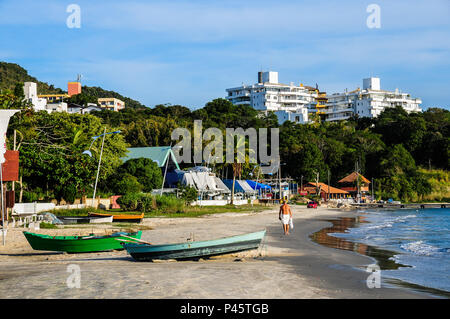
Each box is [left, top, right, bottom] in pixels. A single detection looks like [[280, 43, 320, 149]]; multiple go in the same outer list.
[[23, 82, 47, 111], [97, 98, 125, 111], [226, 71, 320, 124], [37, 93, 70, 104], [325, 77, 422, 122], [68, 81, 81, 97]]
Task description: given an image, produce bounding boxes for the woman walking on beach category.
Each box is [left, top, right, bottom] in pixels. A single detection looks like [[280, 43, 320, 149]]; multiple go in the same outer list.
[[279, 200, 293, 235]]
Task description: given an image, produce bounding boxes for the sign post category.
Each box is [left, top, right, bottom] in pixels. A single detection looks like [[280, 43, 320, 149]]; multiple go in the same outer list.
[[0, 110, 20, 245]]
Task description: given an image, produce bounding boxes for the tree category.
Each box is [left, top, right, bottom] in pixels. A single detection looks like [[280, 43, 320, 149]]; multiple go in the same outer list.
[[178, 184, 198, 204], [113, 174, 143, 195], [115, 158, 163, 192], [7, 111, 128, 201], [66, 93, 98, 106]]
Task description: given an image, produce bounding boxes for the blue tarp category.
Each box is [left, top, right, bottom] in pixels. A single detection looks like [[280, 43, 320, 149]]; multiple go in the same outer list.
[[246, 180, 272, 190], [223, 179, 256, 193]]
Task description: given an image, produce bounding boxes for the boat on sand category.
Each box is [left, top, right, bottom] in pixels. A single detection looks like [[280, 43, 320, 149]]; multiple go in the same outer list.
[[88, 212, 144, 223], [56, 215, 113, 224], [121, 230, 266, 261], [23, 230, 142, 253]]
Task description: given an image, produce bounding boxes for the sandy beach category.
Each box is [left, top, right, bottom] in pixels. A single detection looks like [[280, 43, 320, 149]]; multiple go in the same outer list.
[[0, 205, 429, 299]]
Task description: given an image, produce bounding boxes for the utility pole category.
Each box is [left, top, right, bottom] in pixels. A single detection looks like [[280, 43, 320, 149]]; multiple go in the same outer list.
[[300, 175, 303, 194], [372, 178, 374, 202], [278, 160, 282, 201], [356, 161, 360, 204], [327, 169, 330, 201]]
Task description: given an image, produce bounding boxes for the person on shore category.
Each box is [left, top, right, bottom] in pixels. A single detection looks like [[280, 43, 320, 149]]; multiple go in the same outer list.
[[279, 200, 293, 235]]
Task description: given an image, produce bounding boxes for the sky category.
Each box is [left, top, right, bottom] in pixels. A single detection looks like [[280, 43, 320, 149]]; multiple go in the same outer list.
[[0, 0, 449, 110]]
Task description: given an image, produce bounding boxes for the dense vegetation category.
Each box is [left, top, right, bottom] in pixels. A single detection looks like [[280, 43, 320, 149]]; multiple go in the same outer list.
[[0, 62, 64, 94], [1, 62, 448, 203]]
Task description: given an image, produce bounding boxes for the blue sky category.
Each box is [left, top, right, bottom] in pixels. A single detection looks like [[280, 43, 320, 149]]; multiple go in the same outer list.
[[0, 0, 449, 110]]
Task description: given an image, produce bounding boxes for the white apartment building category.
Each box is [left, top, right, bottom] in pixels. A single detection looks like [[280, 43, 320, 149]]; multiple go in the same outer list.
[[226, 71, 319, 124], [23, 82, 47, 111], [325, 77, 422, 122]]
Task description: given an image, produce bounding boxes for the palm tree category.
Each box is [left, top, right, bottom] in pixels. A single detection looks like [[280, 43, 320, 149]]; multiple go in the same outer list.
[[227, 134, 255, 205]]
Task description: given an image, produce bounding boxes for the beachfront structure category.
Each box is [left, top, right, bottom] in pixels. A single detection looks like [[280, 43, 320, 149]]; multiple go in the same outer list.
[[325, 77, 422, 122], [338, 172, 371, 196], [223, 179, 257, 197], [226, 71, 322, 124], [169, 167, 231, 196], [303, 182, 350, 200], [98, 98, 125, 111], [122, 146, 180, 171]]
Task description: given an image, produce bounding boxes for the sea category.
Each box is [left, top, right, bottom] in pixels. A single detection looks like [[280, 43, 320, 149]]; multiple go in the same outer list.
[[329, 208, 450, 297]]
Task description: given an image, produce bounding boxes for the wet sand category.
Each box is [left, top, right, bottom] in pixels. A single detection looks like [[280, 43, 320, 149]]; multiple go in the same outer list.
[[0, 206, 430, 298]]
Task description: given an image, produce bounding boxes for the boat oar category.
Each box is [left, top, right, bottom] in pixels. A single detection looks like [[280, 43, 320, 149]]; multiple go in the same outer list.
[[120, 235, 152, 245], [115, 238, 142, 243]]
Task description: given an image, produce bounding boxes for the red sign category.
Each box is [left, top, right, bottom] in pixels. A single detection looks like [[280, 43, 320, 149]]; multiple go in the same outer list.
[[1, 150, 19, 181]]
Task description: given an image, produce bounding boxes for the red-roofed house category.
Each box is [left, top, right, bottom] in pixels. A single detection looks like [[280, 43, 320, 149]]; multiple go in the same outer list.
[[303, 182, 350, 200]]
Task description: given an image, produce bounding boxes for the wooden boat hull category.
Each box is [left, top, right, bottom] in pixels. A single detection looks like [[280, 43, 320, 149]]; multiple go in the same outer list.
[[88, 212, 144, 223], [122, 230, 266, 261], [23, 231, 142, 253], [56, 216, 113, 224]]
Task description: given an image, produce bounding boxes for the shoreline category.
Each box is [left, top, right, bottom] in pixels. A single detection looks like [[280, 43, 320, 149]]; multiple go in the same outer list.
[[312, 207, 449, 299], [0, 206, 432, 298]]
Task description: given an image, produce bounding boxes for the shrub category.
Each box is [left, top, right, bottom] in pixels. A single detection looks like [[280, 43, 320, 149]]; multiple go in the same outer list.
[[48, 208, 106, 217], [117, 192, 142, 211], [137, 193, 156, 213], [114, 174, 143, 195], [40, 222, 57, 229], [118, 158, 163, 192], [54, 184, 78, 204], [155, 195, 185, 213], [178, 184, 198, 204], [117, 192, 185, 214]]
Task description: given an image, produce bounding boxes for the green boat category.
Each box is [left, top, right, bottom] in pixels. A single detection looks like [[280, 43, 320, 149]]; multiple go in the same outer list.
[[23, 230, 142, 253]]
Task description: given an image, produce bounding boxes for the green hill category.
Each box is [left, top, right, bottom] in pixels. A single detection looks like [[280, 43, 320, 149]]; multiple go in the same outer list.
[[0, 61, 64, 94], [0, 61, 146, 108], [81, 86, 146, 109]]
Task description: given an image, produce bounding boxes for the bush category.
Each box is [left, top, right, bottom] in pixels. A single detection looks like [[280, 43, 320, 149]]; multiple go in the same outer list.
[[54, 184, 78, 204], [178, 184, 198, 204], [155, 195, 185, 213], [137, 193, 156, 213], [117, 192, 185, 213], [117, 192, 142, 211], [114, 174, 143, 195], [40, 222, 57, 229], [118, 158, 163, 192], [22, 191, 41, 202], [48, 208, 106, 217]]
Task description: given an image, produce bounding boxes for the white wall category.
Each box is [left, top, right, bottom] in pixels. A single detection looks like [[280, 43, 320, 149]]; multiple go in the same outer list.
[[262, 71, 278, 84], [363, 77, 380, 90]]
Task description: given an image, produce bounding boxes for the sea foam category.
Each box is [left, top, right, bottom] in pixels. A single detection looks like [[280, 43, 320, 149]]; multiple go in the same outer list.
[[400, 241, 440, 256]]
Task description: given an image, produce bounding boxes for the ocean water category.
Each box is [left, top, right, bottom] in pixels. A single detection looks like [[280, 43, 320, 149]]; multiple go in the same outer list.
[[330, 208, 450, 294]]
